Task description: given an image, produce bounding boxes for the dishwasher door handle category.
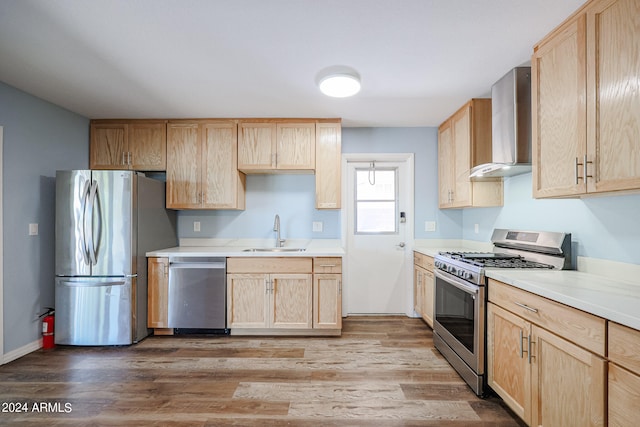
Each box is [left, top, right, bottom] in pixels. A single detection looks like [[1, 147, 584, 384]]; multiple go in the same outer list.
[[169, 262, 226, 269]]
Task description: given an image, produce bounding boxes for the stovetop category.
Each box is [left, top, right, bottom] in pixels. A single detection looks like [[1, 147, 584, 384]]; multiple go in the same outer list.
[[434, 251, 557, 285], [440, 251, 556, 269]]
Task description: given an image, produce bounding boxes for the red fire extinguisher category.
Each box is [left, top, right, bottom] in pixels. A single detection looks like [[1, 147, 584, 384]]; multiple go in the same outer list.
[[40, 308, 55, 350]]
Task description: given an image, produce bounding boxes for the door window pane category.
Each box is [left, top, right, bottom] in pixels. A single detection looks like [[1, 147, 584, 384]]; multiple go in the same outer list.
[[355, 168, 398, 234]]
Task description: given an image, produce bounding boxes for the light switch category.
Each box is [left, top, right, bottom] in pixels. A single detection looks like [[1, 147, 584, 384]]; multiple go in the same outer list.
[[425, 221, 436, 232], [474, 223, 480, 234], [29, 223, 39, 236], [193, 221, 201, 232], [313, 221, 323, 232]]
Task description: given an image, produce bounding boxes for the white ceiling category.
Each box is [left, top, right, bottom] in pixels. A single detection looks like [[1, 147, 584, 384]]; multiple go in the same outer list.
[[0, 0, 585, 127]]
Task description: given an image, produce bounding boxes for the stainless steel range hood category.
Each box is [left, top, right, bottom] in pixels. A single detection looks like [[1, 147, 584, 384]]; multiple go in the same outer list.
[[470, 67, 532, 179]]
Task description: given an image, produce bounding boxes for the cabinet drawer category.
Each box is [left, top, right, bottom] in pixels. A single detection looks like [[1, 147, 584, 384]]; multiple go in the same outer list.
[[413, 252, 434, 271], [609, 321, 640, 375], [313, 257, 342, 273], [227, 257, 312, 274], [488, 279, 605, 356]]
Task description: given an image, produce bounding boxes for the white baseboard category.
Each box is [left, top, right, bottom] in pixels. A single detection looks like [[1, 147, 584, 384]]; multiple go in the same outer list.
[[1, 338, 42, 365]]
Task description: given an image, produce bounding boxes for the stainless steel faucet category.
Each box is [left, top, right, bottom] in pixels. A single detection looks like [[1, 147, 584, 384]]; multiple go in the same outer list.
[[273, 214, 285, 247]]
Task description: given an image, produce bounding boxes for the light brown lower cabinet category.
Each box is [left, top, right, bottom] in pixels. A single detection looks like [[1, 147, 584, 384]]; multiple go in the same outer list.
[[147, 257, 173, 335], [313, 274, 342, 329], [226, 257, 342, 335], [227, 273, 313, 329], [413, 252, 434, 328], [608, 321, 640, 426], [487, 280, 606, 427]]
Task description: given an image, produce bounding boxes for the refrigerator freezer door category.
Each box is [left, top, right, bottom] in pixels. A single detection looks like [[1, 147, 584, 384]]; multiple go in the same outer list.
[[90, 170, 134, 277], [55, 170, 92, 277], [55, 277, 133, 345]]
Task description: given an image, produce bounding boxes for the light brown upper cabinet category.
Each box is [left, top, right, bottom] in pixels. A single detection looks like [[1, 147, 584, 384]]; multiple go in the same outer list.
[[166, 120, 245, 209], [238, 121, 315, 172], [315, 122, 342, 209], [532, 0, 640, 198], [438, 99, 503, 209], [90, 120, 166, 171]]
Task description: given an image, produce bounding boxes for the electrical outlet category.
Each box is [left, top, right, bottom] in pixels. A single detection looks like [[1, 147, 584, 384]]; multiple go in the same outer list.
[[193, 221, 201, 232], [425, 221, 436, 232], [29, 223, 39, 236], [313, 221, 323, 232], [474, 223, 479, 234]]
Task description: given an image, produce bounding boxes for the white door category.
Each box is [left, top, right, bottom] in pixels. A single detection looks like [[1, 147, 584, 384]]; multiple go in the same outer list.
[[343, 154, 414, 315]]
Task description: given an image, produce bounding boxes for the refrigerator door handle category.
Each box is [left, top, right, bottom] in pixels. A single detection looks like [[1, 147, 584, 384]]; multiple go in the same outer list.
[[87, 180, 99, 266], [80, 179, 92, 266], [59, 279, 127, 288]]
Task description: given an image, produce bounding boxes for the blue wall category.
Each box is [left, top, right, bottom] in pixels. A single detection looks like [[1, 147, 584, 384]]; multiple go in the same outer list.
[[463, 172, 640, 265], [179, 174, 341, 239], [176, 127, 452, 240], [1, 81, 89, 354]]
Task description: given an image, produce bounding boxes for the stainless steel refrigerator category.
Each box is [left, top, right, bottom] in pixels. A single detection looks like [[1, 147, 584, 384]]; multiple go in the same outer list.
[[55, 170, 177, 345]]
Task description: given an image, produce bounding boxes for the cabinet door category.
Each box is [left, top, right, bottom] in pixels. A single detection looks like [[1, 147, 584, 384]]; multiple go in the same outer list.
[[452, 106, 472, 207], [166, 123, 201, 208], [276, 123, 315, 170], [609, 363, 640, 427], [315, 122, 341, 209], [313, 273, 342, 329], [586, 0, 640, 193], [438, 121, 454, 208], [202, 122, 245, 209], [227, 274, 269, 328], [530, 325, 606, 427], [413, 266, 423, 316], [129, 121, 166, 171], [238, 122, 277, 170], [90, 123, 128, 170], [532, 15, 587, 198], [422, 269, 434, 328], [271, 274, 313, 329], [147, 257, 169, 328], [487, 303, 532, 424]]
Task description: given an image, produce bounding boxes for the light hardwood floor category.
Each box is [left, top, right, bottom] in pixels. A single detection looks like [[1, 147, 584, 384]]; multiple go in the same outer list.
[[0, 316, 525, 426]]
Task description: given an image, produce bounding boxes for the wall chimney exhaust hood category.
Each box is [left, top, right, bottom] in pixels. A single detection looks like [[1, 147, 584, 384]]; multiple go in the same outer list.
[[470, 67, 532, 179]]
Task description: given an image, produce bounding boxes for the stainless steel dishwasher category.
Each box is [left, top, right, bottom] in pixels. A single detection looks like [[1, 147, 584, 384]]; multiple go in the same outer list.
[[167, 256, 227, 332]]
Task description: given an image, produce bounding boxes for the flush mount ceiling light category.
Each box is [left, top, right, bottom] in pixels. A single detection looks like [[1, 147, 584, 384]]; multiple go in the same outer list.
[[317, 66, 361, 98]]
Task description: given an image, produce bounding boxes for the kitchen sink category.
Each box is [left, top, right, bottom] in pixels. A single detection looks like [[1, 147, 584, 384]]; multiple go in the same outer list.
[[242, 248, 306, 252]]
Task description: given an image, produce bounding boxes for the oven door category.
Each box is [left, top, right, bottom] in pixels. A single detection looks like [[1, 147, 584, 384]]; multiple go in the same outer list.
[[433, 269, 485, 374]]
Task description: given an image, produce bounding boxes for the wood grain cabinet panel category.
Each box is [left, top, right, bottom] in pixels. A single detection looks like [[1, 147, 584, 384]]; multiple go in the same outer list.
[[608, 321, 640, 426], [315, 122, 342, 209], [166, 120, 245, 210], [533, 0, 640, 198], [90, 120, 166, 171], [313, 257, 342, 330], [147, 257, 169, 328], [238, 121, 316, 172], [438, 99, 503, 208], [487, 280, 606, 427], [313, 274, 342, 329], [226, 257, 341, 334], [413, 252, 434, 328], [238, 122, 277, 171]]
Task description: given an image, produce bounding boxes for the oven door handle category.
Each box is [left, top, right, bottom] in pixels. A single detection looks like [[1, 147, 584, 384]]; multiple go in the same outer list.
[[435, 269, 480, 296]]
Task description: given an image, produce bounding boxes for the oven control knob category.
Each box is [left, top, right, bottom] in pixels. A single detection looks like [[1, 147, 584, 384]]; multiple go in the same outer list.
[[464, 271, 472, 280]]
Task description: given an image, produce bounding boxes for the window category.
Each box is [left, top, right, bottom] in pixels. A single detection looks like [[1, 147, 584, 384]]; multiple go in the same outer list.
[[354, 167, 398, 234]]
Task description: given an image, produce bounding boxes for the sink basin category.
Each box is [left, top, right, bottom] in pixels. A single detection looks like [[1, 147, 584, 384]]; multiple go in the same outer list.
[[242, 248, 306, 252]]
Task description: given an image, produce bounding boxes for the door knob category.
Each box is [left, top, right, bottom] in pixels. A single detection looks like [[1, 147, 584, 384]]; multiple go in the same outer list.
[[397, 242, 406, 248]]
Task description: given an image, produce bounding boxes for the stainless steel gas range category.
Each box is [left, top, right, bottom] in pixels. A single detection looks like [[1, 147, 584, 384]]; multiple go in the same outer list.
[[432, 229, 572, 396]]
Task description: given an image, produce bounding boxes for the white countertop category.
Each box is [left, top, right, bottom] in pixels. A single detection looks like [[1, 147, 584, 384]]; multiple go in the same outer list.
[[414, 243, 640, 330], [486, 269, 640, 330], [146, 238, 344, 258]]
